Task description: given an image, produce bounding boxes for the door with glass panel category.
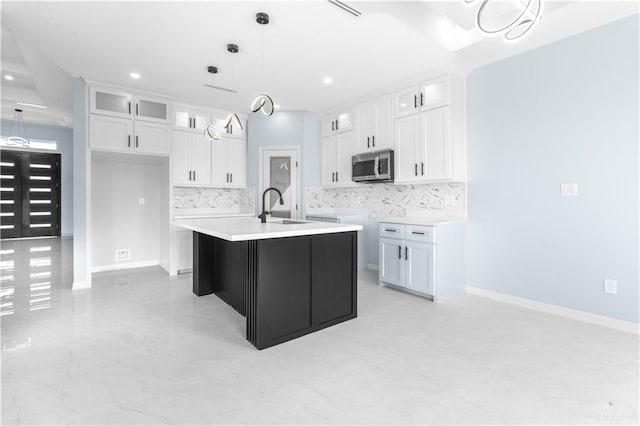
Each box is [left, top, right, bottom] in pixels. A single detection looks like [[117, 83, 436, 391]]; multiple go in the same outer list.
[[0, 151, 61, 239], [261, 148, 299, 219]]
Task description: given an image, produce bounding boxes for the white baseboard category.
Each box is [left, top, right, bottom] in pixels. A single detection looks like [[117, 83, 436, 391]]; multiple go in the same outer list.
[[72, 280, 91, 290], [366, 264, 379, 271], [92, 260, 160, 274], [466, 286, 639, 334]]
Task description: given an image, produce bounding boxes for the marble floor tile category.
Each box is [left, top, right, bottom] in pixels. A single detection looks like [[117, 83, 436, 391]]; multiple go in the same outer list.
[[1, 237, 638, 425]]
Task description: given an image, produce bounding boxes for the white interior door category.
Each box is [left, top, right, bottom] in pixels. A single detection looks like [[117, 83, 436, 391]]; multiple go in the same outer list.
[[261, 148, 299, 220]]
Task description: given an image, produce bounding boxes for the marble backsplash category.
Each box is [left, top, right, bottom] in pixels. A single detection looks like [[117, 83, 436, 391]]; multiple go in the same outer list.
[[174, 187, 254, 211], [305, 182, 465, 217]]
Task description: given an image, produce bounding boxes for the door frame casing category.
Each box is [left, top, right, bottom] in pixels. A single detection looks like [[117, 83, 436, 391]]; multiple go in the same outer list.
[[258, 146, 301, 220]]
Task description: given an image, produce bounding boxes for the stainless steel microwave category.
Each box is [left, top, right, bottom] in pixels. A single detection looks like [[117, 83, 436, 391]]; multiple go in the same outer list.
[[352, 149, 394, 183]]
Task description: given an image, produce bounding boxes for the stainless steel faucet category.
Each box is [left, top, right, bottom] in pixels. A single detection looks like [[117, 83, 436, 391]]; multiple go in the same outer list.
[[259, 187, 284, 223]]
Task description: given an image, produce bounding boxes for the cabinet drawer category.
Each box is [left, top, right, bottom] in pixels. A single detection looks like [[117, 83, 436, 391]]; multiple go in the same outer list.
[[379, 223, 404, 239], [405, 225, 435, 243]]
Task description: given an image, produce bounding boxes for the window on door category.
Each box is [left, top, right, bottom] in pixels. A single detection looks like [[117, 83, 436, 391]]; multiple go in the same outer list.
[[261, 149, 299, 220], [0, 151, 61, 239]]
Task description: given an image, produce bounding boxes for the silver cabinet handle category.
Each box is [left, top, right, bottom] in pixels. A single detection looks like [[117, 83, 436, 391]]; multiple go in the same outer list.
[[374, 156, 380, 179]]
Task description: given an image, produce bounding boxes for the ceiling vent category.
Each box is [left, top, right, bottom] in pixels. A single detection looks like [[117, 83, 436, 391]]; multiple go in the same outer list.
[[328, 0, 361, 17]]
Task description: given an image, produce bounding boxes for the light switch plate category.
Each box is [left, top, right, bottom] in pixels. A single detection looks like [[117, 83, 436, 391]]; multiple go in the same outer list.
[[560, 183, 578, 197], [115, 249, 131, 262], [604, 279, 617, 295]]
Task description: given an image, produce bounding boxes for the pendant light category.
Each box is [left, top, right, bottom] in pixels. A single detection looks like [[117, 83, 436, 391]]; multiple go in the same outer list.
[[250, 12, 275, 116], [204, 43, 244, 141], [467, 0, 543, 42], [4, 109, 30, 147]]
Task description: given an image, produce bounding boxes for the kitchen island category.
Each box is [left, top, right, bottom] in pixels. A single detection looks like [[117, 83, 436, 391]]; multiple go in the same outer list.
[[175, 217, 362, 350]]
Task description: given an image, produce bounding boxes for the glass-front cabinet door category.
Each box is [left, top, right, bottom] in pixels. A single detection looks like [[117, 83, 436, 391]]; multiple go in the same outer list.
[[134, 95, 170, 124], [419, 76, 450, 111], [394, 86, 419, 119], [90, 87, 133, 119]]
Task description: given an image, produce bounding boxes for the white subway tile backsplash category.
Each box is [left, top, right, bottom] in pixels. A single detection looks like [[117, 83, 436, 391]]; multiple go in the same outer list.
[[305, 182, 465, 217]]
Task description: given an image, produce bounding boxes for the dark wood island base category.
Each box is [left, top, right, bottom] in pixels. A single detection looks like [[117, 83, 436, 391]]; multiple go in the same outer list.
[[193, 231, 358, 350]]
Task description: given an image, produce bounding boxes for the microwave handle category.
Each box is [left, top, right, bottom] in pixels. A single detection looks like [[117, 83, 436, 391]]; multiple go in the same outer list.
[[374, 156, 380, 179]]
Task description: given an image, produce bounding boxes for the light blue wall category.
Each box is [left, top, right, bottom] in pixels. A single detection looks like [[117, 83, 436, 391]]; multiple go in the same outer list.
[[467, 16, 639, 323], [1, 119, 73, 236], [247, 111, 320, 217]]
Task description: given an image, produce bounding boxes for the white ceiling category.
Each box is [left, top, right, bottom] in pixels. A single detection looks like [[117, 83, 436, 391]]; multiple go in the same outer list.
[[1, 1, 637, 127]]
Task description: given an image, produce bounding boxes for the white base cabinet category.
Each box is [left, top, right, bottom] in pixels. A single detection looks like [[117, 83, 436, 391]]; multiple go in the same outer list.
[[176, 230, 193, 272], [379, 220, 465, 302]]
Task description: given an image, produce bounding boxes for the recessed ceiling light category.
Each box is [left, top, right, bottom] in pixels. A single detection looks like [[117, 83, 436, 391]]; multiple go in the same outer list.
[[4, 75, 14, 81], [323, 77, 333, 85], [130, 72, 141, 79], [16, 102, 47, 109]]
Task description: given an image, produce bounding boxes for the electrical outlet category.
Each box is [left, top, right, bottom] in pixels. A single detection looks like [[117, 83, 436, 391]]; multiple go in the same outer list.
[[115, 249, 130, 262], [560, 183, 578, 197], [604, 279, 617, 295], [138, 197, 145, 206], [445, 195, 456, 206]]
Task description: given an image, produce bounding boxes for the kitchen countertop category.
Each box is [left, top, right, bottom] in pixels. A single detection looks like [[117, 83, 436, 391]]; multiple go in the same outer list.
[[379, 214, 466, 226], [174, 217, 362, 241]]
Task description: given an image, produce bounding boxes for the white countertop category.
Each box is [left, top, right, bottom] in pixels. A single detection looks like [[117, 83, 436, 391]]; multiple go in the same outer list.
[[379, 214, 466, 226], [174, 217, 363, 241]]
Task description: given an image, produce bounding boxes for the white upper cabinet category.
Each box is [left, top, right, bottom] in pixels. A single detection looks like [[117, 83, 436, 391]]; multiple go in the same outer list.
[[171, 130, 211, 186], [321, 108, 354, 137], [395, 106, 451, 183], [173, 105, 210, 132], [394, 75, 451, 119], [90, 87, 133, 119], [134, 121, 170, 155], [133, 95, 170, 124], [89, 86, 171, 156], [89, 115, 133, 152], [211, 137, 246, 188], [320, 131, 354, 187], [354, 94, 392, 153]]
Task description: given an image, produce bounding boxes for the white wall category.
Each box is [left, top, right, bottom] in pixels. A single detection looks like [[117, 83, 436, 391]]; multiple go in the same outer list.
[[466, 16, 639, 324], [91, 158, 161, 270]]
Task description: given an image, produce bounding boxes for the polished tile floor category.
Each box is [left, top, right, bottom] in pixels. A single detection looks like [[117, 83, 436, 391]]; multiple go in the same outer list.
[[1, 237, 638, 425]]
